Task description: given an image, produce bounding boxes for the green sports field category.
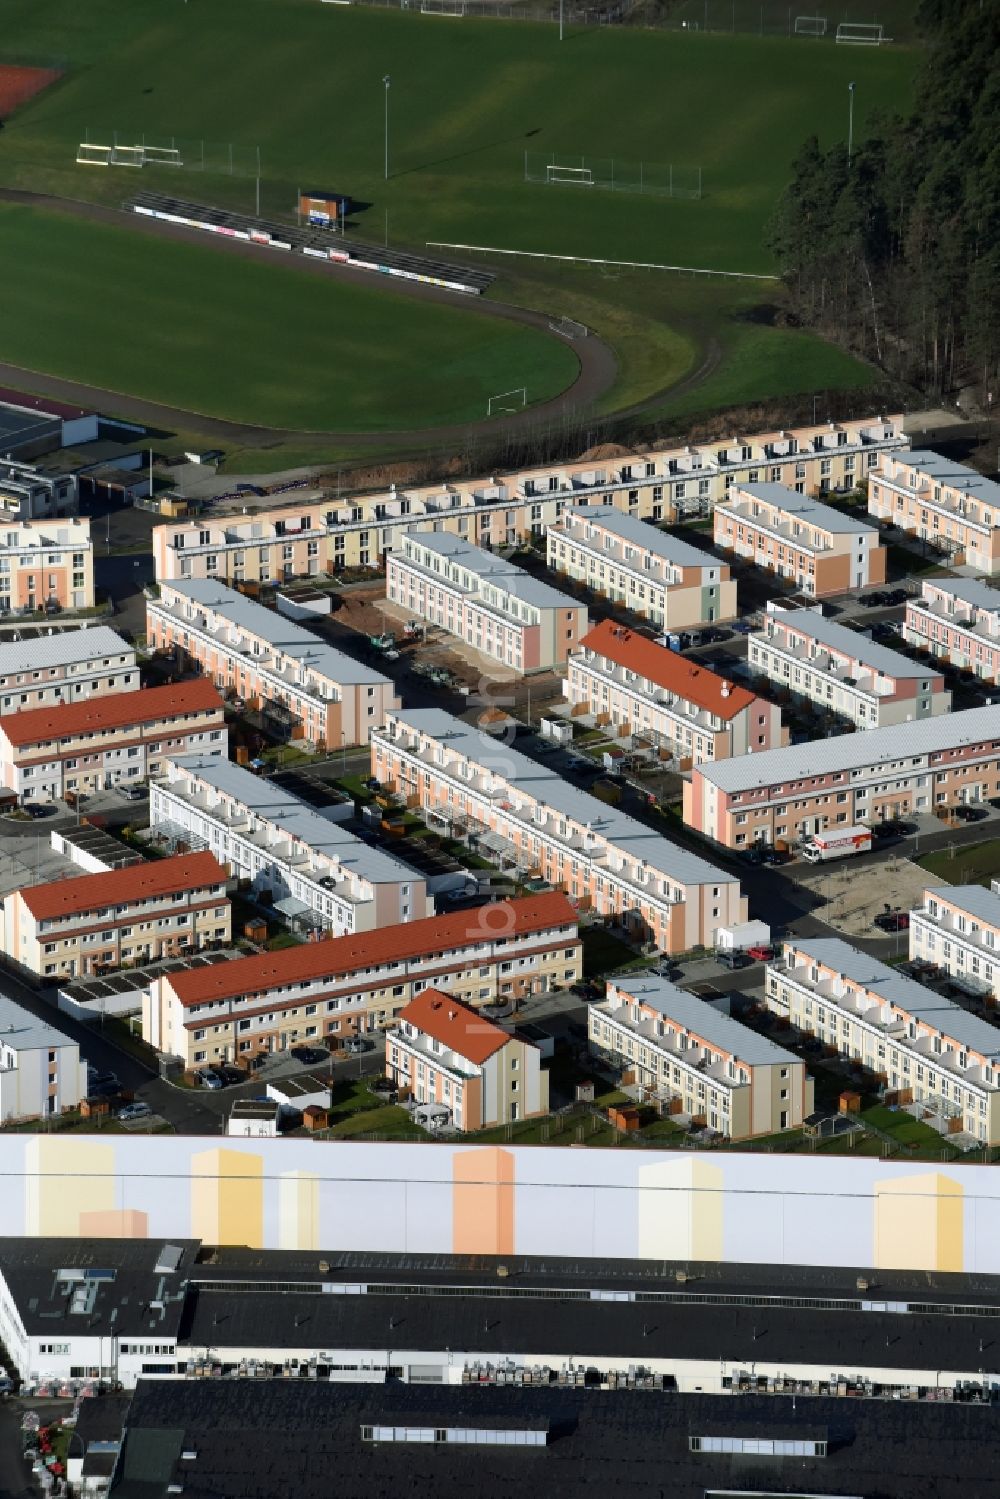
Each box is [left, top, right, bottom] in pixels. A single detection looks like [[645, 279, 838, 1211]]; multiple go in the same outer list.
[[0, 0, 918, 440]]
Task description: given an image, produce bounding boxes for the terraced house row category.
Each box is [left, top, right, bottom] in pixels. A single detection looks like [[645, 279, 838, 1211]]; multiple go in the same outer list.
[[564, 620, 786, 765], [5, 852, 230, 981], [749, 606, 950, 729], [142, 892, 581, 1067], [147, 576, 398, 748], [768, 938, 1000, 1145], [150, 755, 431, 937], [903, 576, 1000, 681], [0, 626, 138, 713], [151, 415, 907, 584], [372, 707, 746, 952], [0, 679, 227, 803], [684, 705, 1000, 848], [547, 505, 736, 629], [386, 531, 588, 672], [868, 450, 1000, 573], [714, 483, 885, 597]]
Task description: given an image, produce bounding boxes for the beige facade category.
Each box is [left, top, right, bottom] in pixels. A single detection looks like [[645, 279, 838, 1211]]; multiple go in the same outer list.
[[0, 626, 137, 713], [684, 705, 1000, 850], [373, 707, 747, 953], [147, 577, 398, 748], [0, 515, 94, 613], [6, 851, 230, 981], [910, 884, 1000, 1000], [547, 505, 737, 628], [565, 619, 785, 765], [749, 606, 950, 729], [386, 531, 588, 672], [869, 451, 1000, 573], [0, 994, 85, 1123], [0, 679, 227, 803], [143, 892, 581, 1066], [589, 975, 812, 1138], [903, 576, 1000, 681], [151, 416, 907, 586], [768, 937, 1000, 1144], [715, 483, 885, 598], [387, 987, 548, 1130]]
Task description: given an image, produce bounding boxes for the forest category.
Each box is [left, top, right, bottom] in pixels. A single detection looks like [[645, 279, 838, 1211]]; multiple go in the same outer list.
[[768, 0, 1000, 399]]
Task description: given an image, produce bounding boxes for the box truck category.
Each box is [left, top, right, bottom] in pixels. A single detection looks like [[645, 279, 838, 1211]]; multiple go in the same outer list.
[[801, 826, 873, 863]]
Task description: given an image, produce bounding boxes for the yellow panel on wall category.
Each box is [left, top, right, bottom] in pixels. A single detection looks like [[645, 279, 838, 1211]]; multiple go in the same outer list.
[[637, 1156, 725, 1262], [24, 1137, 116, 1236], [874, 1172, 964, 1273], [278, 1171, 320, 1251], [191, 1148, 264, 1249]]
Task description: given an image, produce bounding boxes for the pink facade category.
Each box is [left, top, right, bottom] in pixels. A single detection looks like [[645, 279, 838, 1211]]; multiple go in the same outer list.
[[904, 578, 1000, 682]]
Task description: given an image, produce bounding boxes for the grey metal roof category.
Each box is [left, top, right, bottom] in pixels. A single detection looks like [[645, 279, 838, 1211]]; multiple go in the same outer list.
[[889, 450, 1000, 508], [387, 708, 737, 889], [159, 578, 391, 687], [0, 991, 79, 1052], [698, 704, 1000, 794], [784, 937, 1000, 1057], [401, 531, 580, 610], [762, 609, 932, 679], [608, 974, 799, 1065], [919, 576, 1000, 614], [732, 483, 877, 534], [925, 883, 1000, 927], [559, 505, 722, 569], [0, 625, 133, 674], [163, 756, 422, 887]]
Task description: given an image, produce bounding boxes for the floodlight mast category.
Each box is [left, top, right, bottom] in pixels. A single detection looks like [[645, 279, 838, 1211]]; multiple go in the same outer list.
[[847, 81, 856, 165], [383, 75, 391, 181]]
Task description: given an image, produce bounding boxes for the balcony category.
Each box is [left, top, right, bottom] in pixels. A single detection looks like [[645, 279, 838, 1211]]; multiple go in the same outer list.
[[716, 501, 833, 554], [392, 1028, 478, 1081], [907, 596, 1000, 642], [593, 1001, 739, 1089], [757, 635, 887, 699]]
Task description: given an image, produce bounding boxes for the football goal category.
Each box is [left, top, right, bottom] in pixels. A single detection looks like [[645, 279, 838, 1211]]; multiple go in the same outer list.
[[76, 142, 111, 167], [110, 144, 145, 167], [421, 0, 466, 13], [794, 14, 827, 34], [487, 387, 527, 417], [836, 21, 884, 42], [549, 316, 588, 339], [143, 145, 183, 167], [546, 163, 594, 187]]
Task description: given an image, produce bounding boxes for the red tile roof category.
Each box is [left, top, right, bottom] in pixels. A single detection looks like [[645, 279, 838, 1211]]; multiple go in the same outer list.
[[19, 851, 227, 921], [578, 619, 755, 722], [397, 986, 510, 1064], [0, 679, 224, 747], [167, 891, 578, 1008]]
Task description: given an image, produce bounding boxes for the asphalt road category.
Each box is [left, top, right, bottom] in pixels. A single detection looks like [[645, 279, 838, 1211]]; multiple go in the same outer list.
[[0, 1404, 37, 1499]]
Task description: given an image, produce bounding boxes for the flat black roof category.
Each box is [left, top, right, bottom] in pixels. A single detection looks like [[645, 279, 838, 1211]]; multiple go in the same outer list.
[[0, 1238, 198, 1338], [107, 1380, 1000, 1499]]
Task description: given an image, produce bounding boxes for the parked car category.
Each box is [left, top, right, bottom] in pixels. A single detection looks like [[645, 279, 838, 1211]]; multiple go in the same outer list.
[[731, 620, 755, 634], [746, 943, 775, 962], [291, 1046, 328, 1066], [343, 1037, 373, 1054], [859, 591, 889, 607], [89, 1079, 122, 1099], [118, 1101, 152, 1123], [196, 1068, 223, 1089], [715, 949, 751, 970], [364, 777, 381, 791], [955, 804, 988, 822], [90, 1071, 119, 1090], [120, 784, 146, 801], [874, 910, 910, 932], [702, 627, 733, 643], [886, 588, 910, 605], [24, 803, 53, 819]]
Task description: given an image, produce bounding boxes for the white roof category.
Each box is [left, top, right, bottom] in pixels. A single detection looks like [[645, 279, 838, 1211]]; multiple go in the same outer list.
[[559, 505, 721, 570], [608, 975, 799, 1065], [387, 707, 738, 890], [400, 531, 581, 609], [0, 991, 78, 1052], [159, 578, 391, 688], [728, 482, 878, 535], [925, 883, 1000, 928], [890, 450, 1000, 508], [919, 576, 1000, 615], [0, 625, 133, 675], [698, 704, 1000, 794], [162, 756, 420, 888], [763, 609, 930, 680], [785, 937, 1000, 1058]]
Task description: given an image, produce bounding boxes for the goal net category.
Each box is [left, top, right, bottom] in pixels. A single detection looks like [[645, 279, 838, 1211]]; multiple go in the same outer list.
[[110, 144, 144, 167], [546, 164, 593, 187], [144, 145, 183, 167], [76, 142, 111, 167], [487, 387, 527, 416], [420, 0, 467, 13], [836, 21, 883, 43], [794, 14, 827, 34]]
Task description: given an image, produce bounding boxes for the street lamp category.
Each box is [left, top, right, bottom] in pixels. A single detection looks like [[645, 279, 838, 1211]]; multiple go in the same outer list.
[[847, 81, 856, 166], [383, 75, 391, 182]]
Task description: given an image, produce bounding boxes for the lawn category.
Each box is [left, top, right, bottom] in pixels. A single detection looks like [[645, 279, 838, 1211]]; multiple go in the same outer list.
[[918, 840, 1000, 889], [0, 202, 578, 430], [0, 0, 916, 435], [581, 926, 653, 979]]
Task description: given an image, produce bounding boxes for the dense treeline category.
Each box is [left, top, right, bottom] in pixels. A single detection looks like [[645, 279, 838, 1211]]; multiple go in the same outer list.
[[768, 0, 1000, 399]]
